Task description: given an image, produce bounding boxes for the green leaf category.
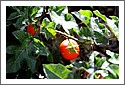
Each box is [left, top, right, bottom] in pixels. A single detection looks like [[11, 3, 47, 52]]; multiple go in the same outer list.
[[7, 12, 21, 20], [93, 10, 106, 22], [94, 31, 108, 44], [79, 27, 92, 37], [30, 7, 39, 18], [106, 50, 119, 64], [41, 18, 56, 39], [41, 28, 53, 40], [106, 18, 119, 38], [50, 11, 79, 34], [51, 6, 67, 15], [64, 13, 76, 22], [104, 76, 114, 79], [109, 16, 118, 24], [6, 48, 28, 73], [25, 42, 36, 72], [6, 45, 18, 54], [94, 57, 105, 67], [6, 42, 36, 73], [35, 7, 44, 17], [65, 13, 72, 21], [98, 23, 109, 36], [41, 18, 49, 27], [109, 64, 119, 76], [79, 10, 93, 20], [12, 30, 31, 44], [33, 39, 53, 62], [46, 22, 56, 36], [14, 17, 25, 29], [72, 11, 90, 27], [104, 70, 118, 79], [91, 17, 109, 42], [43, 64, 74, 79], [105, 66, 118, 79], [84, 62, 91, 69]]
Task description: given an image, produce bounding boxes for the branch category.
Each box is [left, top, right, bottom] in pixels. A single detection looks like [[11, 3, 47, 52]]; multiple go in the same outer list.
[[56, 30, 84, 44]]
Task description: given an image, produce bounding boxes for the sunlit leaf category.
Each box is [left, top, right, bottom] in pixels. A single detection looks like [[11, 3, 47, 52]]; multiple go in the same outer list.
[[43, 64, 74, 79], [93, 10, 106, 22], [46, 22, 56, 36], [30, 7, 39, 18], [79, 10, 93, 20]]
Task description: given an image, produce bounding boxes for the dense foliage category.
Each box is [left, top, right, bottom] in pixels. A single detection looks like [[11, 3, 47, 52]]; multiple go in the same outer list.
[[6, 6, 119, 79]]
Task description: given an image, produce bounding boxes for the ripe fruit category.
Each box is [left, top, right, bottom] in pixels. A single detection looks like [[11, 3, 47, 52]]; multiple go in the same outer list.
[[27, 24, 35, 36], [85, 71, 90, 78], [59, 39, 80, 60]]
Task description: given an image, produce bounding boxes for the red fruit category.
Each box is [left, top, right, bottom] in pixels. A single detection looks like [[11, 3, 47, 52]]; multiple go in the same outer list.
[[59, 39, 80, 60], [85, 71, 89, 78], [27, 24, 35, 36], [99, 75, 104, 79]]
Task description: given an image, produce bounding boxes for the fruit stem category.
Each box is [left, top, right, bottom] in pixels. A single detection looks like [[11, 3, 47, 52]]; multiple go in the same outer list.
[[67, 39, 78, 54]]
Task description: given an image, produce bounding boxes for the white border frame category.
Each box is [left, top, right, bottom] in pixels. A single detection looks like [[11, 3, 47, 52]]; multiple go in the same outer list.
[[1, 1, 124, 84]]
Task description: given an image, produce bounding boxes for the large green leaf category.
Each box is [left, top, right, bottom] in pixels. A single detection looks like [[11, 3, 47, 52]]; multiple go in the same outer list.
[[6, 49, 27, 73], [43, 64, 74, 79], [6, 41, 36, 73], [50, 11, 78, 34]]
